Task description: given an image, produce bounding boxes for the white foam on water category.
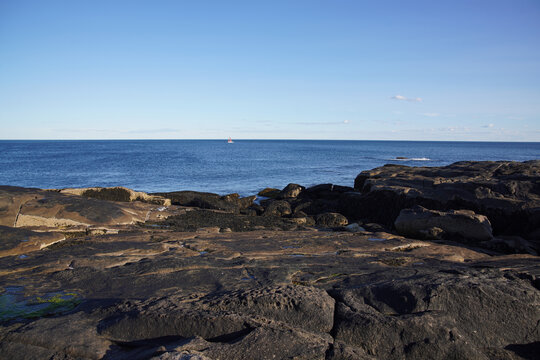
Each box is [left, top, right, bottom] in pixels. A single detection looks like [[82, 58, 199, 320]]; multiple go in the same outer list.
[[393, 157, 431, 161]]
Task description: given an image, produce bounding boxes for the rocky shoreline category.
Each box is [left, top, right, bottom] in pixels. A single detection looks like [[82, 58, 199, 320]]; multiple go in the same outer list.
[[0, 160, 539, 359]]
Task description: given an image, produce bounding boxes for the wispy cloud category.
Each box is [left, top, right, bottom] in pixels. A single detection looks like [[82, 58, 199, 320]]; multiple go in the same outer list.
[[421, 113, 440, 117], [437, 126, 471, 133], [294, 120, 351, 125], [481, 123, 495, 128], [391, 95, 422, 102]]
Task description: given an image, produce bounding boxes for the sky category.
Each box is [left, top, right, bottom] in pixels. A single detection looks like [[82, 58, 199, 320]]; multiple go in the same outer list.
[[1, 0, 539, 141]]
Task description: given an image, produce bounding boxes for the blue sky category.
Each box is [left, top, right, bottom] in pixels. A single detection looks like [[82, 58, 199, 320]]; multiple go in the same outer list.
[[1, 0, 539, 141]]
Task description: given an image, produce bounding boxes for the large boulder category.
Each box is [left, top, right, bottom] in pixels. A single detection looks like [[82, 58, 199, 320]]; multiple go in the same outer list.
[[345, 161, 540, 240], [394, 206, 493, 241]]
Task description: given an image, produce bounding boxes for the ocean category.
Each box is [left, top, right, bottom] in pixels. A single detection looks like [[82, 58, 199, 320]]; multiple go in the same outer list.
[[0, 140, 538, 196]]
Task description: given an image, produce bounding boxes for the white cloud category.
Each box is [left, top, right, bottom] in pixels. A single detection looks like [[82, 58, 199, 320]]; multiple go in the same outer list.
[[437, 126, 471, 133], [391, 95, 422, 102], [295, 120, 351, 125], [422, 113, 440, 117], [481, 123, 495, 128]]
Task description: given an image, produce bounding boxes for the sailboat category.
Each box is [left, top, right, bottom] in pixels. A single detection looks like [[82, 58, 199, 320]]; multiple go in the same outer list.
[[227, 137, 234, 144]]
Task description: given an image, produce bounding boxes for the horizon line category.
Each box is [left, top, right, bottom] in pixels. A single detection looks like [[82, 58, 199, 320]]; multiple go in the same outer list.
[[0, 138, 539, 143]]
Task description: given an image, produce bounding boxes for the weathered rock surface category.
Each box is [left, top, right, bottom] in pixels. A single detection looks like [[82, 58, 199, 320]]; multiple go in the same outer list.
[[0, 159, 539, 360], [331, 269, 540, 359], [347, 161, 540, 241], [0, 185, 181, 233], [162, 209, 300, 231], [59, 187, 171, 206], [0, 220, 538, 359], [0, 225, 65, 257], [394, 205, 493, 241]]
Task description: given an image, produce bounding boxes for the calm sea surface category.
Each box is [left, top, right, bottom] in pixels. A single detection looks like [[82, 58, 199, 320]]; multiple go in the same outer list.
[[0, 140, 538, 196]]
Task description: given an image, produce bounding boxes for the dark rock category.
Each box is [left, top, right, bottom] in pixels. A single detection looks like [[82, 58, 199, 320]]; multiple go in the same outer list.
[[257, 188, 281, 199], [394, 206, 493, 241], [139, 329, 330, 360], [201, 326, 330, 360], [240, 208, 258, 216], [162, 209, 298, 231], [291, 184, 354, 217], [331, 269, 540, 359], [262, 200, 292, 217], [99, 305, 252, 343], [348, 161, 540, 241], [1, 175, 539, 360], [98, 286, 334, 359], [304, 183, 334, 195], [294, 198, 340, 216], [249, 203, 265, 215], [155, 191, 255, 213], [237, 195, 257, 209], [303, 184, 354, 199], [326, 341, 376, 360], [315, 212, 349, 227], [361, 223, 387, 233], [81, 187, 132, 202], [292, 210, 308, 218], [2, 312, 112, 359], [482, 236, 538, 255], [200, 285, 335, 333], [278, 183, 305, 199]]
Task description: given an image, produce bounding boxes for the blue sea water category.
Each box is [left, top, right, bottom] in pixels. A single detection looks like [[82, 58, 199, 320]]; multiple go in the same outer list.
[[0, 140, 538, 196]]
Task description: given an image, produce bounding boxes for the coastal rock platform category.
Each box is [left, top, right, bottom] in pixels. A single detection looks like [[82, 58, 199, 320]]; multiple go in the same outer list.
[[1, 161, 539, 360]]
